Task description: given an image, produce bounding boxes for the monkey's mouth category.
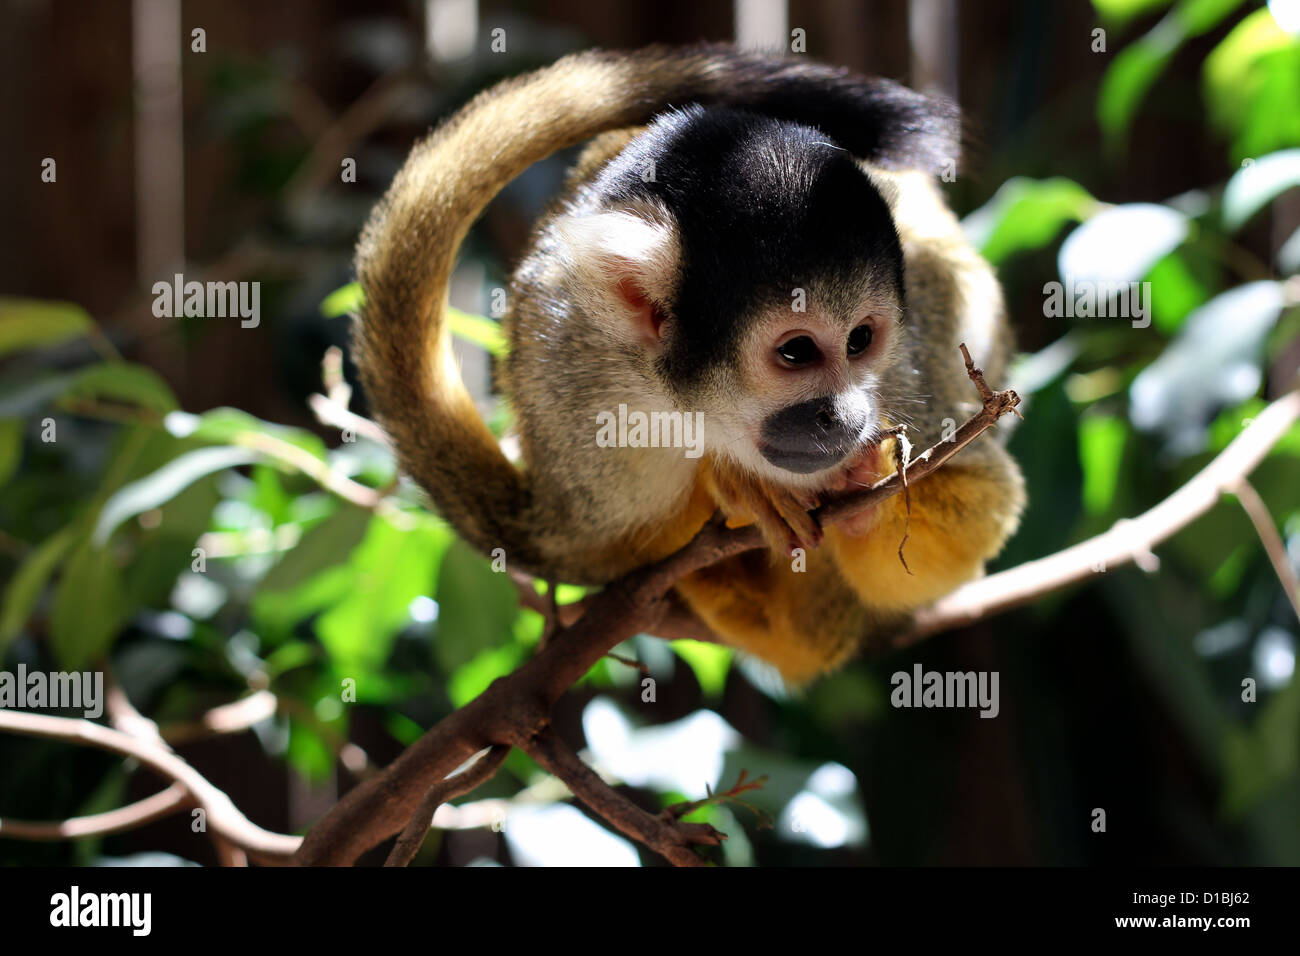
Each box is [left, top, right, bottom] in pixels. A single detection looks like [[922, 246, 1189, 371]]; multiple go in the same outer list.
[[758, 439, 857, 475]]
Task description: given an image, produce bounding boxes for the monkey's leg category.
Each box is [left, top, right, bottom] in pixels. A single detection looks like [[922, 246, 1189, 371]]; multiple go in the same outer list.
[[674, 549, 876, 684]]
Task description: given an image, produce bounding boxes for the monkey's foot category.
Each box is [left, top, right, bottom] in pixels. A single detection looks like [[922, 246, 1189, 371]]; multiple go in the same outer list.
[[703, 458, 822, 555]]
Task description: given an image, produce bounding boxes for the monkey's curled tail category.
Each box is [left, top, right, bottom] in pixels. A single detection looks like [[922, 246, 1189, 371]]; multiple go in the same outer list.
[[352, 45, 957, 577]]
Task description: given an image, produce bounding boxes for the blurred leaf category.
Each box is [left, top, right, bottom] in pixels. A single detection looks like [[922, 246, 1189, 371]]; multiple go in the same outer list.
[[93, 446, 259, 545], [0, 525, 77, 652], [448, 642, 528, 707], [1079, 414, 1128, 514], [434, 539, 519, 672], [1280, 224, 1300, 274], [50, 541, 131, 669], [320, 282, 506, 357], [165, 407, 326, 460], [1100, 0, 1246, 147], [1222, 148, 1300, 229], [1145, 251, 1211, 332], [316, 513, 451, 673], [287, 715, 335, 781], [260, 505, 370, 592], [1058, 203, 1189, 287], [670, 640, 733, 697], [448, 307, 507, 358], [1130, 281, 1285, 454], [1099, 21, 1180, 146], [998, 381, 1083, 568], [1205, 8, 1300, 161], [61, 363, 179, 415], [961, 177, 1096, 266], [319, 282, 364, 318], [0, 418, 21, 488], [0, 298, 92, 356], [1092, 0, 1174, 28], [1222, 672, 1300, 816]]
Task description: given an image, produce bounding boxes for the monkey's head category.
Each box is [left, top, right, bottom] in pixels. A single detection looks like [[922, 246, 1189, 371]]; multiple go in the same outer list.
[[558, 106, 911, 490]]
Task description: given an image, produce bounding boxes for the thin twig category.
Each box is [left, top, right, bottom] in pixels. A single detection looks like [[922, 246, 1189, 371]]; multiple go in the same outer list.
[[1229, 477, 1300, 624], [385, 745, 510, 867]]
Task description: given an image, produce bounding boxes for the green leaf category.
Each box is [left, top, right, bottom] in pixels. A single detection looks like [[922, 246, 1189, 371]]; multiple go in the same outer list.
[[962, 178, 1096, 266], [50, 541, 131, 669], [1204, 8, 1300, 160], [62, 363, 179, 414], [321, 283, 506, 357], [1098, 19, 1181, 146], [671, 640, 733, 697], [93, 446, 259, 545], [0, 525, 78, 652], [260, 505, 371, 592], [320, 282, 364, 318], [0, 298, 92, 356], [1222, 148, 1300, 230], [0, 418, 22, 488], [448, 308, 507, 358], [434, 539, 520, 672], [316, 513, 452, 673], [1145, 251, 1210, 332], [1079, 414, 1128, 515], [164, 407, 326, 460], [448, 643, 528, 707], [1058, 203, 1189, 288], [1092, 0, 1173, 28]]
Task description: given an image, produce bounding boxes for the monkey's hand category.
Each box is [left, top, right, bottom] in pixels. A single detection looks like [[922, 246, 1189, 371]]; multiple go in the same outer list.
[[700, 455, 823, 555]]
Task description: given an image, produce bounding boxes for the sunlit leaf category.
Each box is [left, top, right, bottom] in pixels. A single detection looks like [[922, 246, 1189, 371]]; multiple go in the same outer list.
[[1100, 0, 1247, 147], [1092, 0, 1174, 28], [319, 282, 506, 356], [1130, 281, 1285, 454], [316, 513, 452, 673], [1204, 8, 1300, 160], [961, 177, 1096, 265], [1222, 148, 1300, 229], [93, 446, 259, 545], [165, 407, 326, 460], [670, 639, 733, 697], [1079, 414, 1128, 514], [319, 282, 364, 318], [1058, 202, 1189, 288]]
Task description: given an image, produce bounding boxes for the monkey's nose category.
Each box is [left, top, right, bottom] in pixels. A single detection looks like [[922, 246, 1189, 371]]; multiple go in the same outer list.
[[759, 396, 857, 474]]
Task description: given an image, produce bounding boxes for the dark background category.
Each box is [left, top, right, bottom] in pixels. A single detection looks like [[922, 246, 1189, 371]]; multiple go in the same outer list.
[[1, 0, 1298, 867]]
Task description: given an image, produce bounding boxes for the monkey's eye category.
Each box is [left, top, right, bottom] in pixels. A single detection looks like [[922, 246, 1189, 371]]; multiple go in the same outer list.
[[776, 335, 821, 366], [847, 324, 874, 356]]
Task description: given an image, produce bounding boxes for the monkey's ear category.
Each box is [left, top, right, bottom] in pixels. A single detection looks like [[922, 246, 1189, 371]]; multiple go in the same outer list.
[[554, 210, 679, 345]]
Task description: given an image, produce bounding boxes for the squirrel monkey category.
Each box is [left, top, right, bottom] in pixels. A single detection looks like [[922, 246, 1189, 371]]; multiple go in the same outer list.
[[353, 46, 1025, 684]]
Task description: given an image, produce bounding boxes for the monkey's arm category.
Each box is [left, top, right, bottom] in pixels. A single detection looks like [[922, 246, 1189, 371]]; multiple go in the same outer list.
[[674, 441, 1022, 683]]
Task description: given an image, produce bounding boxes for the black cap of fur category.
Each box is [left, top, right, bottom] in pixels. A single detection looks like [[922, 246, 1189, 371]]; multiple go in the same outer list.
[[595, 106, 905, 388]]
